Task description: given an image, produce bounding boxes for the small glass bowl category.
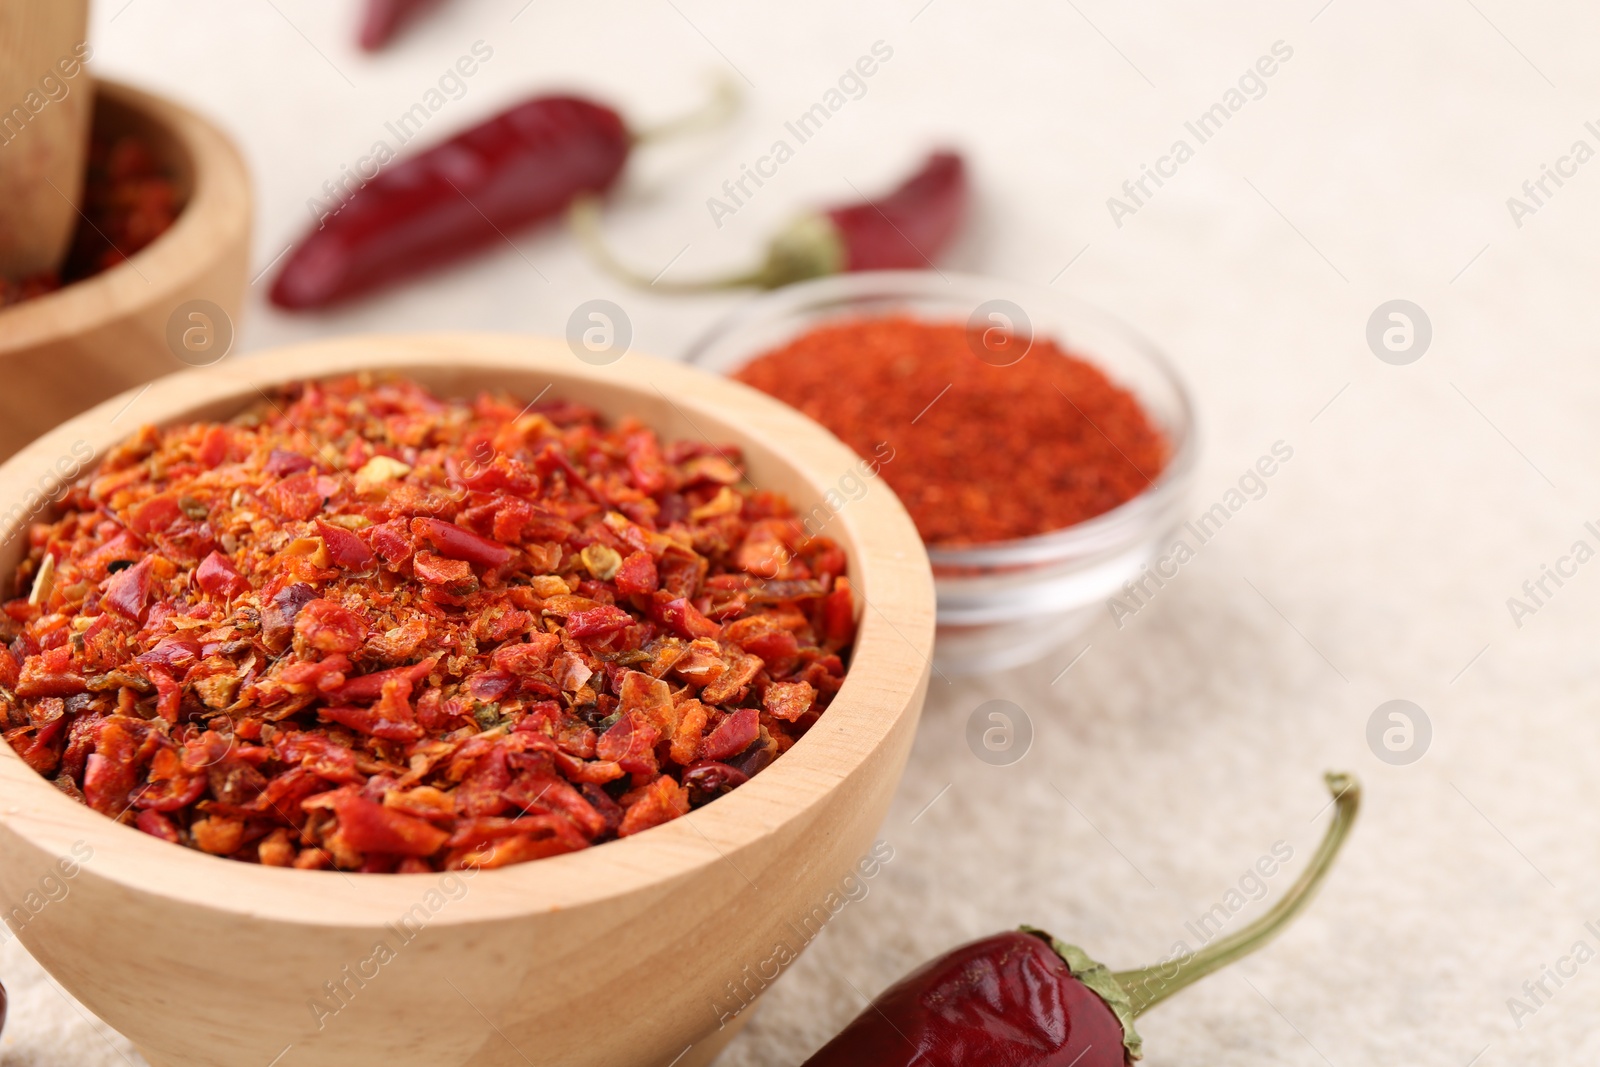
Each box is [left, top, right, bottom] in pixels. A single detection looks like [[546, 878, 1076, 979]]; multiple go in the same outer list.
[[684, 271, 1198, 675]]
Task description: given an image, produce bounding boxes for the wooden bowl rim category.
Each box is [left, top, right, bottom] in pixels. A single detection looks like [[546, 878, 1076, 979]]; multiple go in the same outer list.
[[0, 334, 936, 926], [0, 77, 252, 353]]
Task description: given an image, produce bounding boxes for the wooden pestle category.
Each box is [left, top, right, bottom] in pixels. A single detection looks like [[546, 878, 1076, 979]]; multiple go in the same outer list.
[[0, 0, 93, 279]]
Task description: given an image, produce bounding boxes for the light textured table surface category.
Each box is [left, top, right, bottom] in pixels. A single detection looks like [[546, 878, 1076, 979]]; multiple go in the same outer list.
[[6, 1, 1599, 1063]]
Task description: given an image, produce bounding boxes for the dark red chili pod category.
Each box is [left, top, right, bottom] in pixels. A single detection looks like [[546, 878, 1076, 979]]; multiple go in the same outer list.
[[358, 0, 443, 51], [270, 83, 737, 310], [271, 96, 629, 309], [803, 929, 1134, 1066], [815, 149, 968, 271], [803, 773, 1360, 1066], [571, 149, 969, 291]]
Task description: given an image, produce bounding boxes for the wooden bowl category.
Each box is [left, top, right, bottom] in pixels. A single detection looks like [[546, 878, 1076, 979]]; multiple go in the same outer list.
[[0, 78, 251, 460], [0, 335, 936, 1067]]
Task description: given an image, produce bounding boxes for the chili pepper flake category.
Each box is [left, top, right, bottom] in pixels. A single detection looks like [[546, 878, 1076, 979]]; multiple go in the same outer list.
[[1, 131, 181, 309], [0, 375, 857, 872]]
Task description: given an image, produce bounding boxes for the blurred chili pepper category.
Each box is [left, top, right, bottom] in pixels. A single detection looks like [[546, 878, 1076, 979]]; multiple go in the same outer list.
[[821, 150, 967, 271], [270, 84, 738, 310], [571, 149, 967, 291], [358, 0, 443, 51], [802, 773, 1360, 1066]]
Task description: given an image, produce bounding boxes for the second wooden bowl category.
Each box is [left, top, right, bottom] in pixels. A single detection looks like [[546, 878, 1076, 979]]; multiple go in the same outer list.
[[0, 78, 251, 459], [0, 334, 936, 1067]]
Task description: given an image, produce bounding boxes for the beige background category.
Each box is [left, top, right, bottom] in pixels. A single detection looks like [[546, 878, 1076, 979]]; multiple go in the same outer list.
[[5, 0, 1598, 1063]]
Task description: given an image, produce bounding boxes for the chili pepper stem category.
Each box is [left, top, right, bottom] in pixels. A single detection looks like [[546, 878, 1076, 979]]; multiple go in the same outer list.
[[629, 77, 742, 145], [1110, 771, 1361, 1017], [568, 195, 767, 291]]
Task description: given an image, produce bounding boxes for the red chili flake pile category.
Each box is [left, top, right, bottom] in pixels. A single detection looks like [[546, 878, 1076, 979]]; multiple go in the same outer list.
[[0, 375, 856, 872], [734, 317, 1168, 546], [0, 130, 180, 309]]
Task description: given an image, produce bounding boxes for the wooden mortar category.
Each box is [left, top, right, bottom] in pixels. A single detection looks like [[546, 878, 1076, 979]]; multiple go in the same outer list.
[[0, 78, 251, 459], [0, 0, 93, 277]]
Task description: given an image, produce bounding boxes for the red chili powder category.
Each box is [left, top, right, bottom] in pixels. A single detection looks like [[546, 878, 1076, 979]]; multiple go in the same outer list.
[[734, 317, 1168, 546]]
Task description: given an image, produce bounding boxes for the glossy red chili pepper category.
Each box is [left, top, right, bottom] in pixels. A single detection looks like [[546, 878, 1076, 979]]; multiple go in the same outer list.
[[804, 774, 1359, 1067], [358, 0, 442, 51], [270, 96, 630, 309], [571, 149, 969, 291]]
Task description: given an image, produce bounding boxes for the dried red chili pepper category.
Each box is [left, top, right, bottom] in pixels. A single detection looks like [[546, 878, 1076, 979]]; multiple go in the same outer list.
[[572, 150, 968, 290], [820, 151, 967, 272], [269, 96, 627, 309], [270, 84, 738, 309], [736, 317, 1166, 545], [0, 375, 856, 873], [804, 774, 1359, 1066], [0, 131, 180, 309], [358, 0, 443, 51]]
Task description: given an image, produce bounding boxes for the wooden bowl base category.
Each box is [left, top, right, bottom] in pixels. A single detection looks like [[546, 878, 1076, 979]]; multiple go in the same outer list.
[[130, 1000, 754, 1067]]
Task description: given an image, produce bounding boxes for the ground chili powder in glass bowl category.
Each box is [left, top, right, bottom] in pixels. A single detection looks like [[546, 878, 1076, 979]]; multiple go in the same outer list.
[[688, 272, 1197, 673], [733, 317, 1166, 546], [0, 375, 857, 872]]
